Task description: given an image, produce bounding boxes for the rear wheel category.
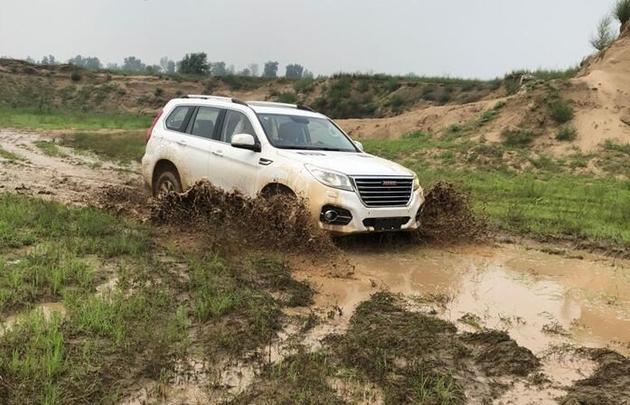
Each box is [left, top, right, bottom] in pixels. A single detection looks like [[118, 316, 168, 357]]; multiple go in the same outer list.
[[153, 170, 182, 197]]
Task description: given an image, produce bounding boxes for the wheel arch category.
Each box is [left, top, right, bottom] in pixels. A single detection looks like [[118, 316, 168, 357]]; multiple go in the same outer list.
[[259, 182, 297, 199], [152, 159, 181, 192]]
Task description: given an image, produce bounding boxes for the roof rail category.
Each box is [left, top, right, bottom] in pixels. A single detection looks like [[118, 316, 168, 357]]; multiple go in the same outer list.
[[246, 101, 297, 109], [184, 94, 232, 101], [184, 95, 248, 105], [182, 96, 315, 112], [247, 101, 316, 112]]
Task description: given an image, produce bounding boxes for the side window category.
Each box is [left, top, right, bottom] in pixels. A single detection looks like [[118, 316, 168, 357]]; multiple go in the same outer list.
[[165, 106, 193, 132], [221, 110, 256, 143], [191, 107, 221, 139]]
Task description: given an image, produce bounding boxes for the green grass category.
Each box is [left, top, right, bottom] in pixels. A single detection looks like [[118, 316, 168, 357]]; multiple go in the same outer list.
[[0, 193, 150, 313], [556, 126, 577, 142], [361, 137, 630, 246], [0, 146, 24, 162], [33, 140, 66, 157], [0, 193, 315, 403], [0, 107, 151, 130], [59, 131, 145, 163], [549, 100, 574, 124], [501, 129, 536, 147]]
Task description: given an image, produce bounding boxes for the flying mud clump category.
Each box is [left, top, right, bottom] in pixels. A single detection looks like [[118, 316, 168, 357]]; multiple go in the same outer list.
[[151, 180, 335, 252], [418, 181, 487, 242]]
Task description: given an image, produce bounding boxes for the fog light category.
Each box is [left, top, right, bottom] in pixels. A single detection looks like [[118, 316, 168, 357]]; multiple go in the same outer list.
[[323, 209, 339, 223]]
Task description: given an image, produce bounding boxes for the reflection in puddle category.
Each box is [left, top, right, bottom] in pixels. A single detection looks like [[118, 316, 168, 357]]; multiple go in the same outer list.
[[302, 243, 630, 355]]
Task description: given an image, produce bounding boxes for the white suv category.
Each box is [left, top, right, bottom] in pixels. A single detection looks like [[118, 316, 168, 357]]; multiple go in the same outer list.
[[142, 96, 425, 234]]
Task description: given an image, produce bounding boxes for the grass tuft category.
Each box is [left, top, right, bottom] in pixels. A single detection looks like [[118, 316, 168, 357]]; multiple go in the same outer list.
[[549, 100, 574, 124], [502, 129, 536, 147], [556, 126, 577, 141]]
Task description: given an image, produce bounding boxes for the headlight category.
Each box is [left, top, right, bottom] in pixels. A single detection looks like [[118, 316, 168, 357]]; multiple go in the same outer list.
[[413, 174, 421, 191], [306, 164, 354, 191]]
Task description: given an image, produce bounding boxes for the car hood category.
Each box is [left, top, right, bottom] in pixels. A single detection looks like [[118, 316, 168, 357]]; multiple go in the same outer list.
[[277, 150, 414, 177]]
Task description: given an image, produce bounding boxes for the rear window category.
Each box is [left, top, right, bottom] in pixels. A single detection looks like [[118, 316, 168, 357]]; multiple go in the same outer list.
[[191, 107, 221, 138], [165, 106, 194, 132]]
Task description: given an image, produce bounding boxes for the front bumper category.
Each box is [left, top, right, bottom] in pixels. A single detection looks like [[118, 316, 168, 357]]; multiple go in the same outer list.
[[307, 182, 425, 234]]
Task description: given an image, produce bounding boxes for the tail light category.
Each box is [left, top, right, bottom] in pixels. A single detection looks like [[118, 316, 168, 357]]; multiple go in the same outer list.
[[145, 110, 163, 143]]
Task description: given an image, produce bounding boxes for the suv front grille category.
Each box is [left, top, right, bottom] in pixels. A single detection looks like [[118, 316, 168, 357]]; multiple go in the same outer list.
[[352, 176, 414, 207]]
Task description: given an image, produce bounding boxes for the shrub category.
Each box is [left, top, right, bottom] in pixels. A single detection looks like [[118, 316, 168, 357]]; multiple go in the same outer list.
[[154, 87, 164, 97], [504, 78, 520, 95], [615, 0, 630, 26], [70, 71, 82, 82], [276, 92, 297, 104], [556, 126, 577, 141], [549, 100, 574, 123], [590, 16, 615, 51], [502, 129, 536, 147]]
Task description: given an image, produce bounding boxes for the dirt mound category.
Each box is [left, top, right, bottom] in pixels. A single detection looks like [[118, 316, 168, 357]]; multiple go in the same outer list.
[[95, 184, 150, 218], [462, 330, 540, 377], [327, 293, 539, 403], [418, 181, 486, 242], [151, 180, 334, 253], [561, 349, 630, 405]]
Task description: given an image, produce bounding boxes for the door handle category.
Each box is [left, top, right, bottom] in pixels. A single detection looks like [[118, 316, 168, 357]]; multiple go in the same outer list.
[[176, 139, 187, 146], [212, 150, 224, 157]]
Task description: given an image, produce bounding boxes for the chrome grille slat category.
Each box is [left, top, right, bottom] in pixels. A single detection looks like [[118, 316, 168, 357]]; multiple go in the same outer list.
[[352, 176, 413, 208]]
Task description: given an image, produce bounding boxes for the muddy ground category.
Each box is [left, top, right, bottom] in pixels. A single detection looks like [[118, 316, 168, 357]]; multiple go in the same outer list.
[[1, 129, 629, 404]]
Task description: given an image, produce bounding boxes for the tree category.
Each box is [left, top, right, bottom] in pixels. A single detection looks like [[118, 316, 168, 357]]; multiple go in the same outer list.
[[263, 61, 279, 78], [40, 55, 56, 65], [68, 55, 101, 70], [178, 53, 209, 74], [248, 63, 259, 77], [210, 61, 227, 76], [285, 64, 305, 78], [145, 65, 162, 74], [238, 68, 252, 76], [160, 57, 176, 74], [591, 16, 615, 51], [122, 56, 146, 72]]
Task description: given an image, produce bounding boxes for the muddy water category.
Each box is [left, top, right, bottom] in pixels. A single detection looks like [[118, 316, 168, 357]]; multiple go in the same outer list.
[[297, 242, 630, 356], [293, 242, 629, 403]]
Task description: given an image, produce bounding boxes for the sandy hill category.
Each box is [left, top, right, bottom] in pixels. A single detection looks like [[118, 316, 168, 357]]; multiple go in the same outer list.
[[340, 25, 630, 153]]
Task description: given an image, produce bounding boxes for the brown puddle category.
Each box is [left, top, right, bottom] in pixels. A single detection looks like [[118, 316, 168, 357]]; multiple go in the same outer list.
[[296, 242, 630, 357]]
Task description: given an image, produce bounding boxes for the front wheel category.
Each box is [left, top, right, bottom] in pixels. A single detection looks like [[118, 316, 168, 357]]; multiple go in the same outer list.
[[153, 170, 182, 197]]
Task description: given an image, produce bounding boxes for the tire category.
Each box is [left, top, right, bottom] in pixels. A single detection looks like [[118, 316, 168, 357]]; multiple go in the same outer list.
[[153, 169, 182, 197]]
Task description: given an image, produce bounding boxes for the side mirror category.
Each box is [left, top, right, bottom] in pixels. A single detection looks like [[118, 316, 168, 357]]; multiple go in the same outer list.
[[354, 140, 364, 152], [231, 133, 261, 152]]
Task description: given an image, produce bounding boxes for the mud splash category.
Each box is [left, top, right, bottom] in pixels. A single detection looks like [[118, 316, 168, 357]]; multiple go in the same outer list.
[[418, 181, 487, 242], [151, 180, 335, 253]]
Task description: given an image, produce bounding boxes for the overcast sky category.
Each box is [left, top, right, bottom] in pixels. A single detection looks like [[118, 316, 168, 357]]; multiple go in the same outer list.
[[0, 0, 619, 78]]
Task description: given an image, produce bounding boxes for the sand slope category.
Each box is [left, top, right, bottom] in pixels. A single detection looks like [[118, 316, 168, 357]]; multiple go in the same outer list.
[[340, 26, 630, 153]]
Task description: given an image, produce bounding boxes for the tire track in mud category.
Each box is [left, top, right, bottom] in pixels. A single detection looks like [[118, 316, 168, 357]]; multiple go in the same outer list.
[[0, 130, 139, 206]]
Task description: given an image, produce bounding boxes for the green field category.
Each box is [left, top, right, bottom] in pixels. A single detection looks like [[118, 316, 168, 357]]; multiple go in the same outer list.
[[0, 194, 306, 403], [0, 107, 151, 130]]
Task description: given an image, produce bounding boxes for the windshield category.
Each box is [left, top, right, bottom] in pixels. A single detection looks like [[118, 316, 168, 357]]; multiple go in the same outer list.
[[258, 113, 358, 152]]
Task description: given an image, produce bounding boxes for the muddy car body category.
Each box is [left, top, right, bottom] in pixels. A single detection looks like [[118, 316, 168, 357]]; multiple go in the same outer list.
[[142, 96, 425, 234]]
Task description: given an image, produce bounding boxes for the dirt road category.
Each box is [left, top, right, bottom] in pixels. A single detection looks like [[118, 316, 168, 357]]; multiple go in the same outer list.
[[1, 130, 628, 404]]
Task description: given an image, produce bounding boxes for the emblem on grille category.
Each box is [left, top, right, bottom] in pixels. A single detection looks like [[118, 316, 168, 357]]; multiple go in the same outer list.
[[382, 180, 398, 186]]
